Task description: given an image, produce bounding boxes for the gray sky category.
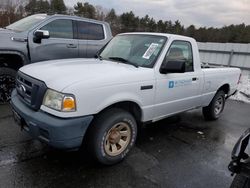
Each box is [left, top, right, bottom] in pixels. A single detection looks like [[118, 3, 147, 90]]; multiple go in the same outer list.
[[64, 0, 250, 27]]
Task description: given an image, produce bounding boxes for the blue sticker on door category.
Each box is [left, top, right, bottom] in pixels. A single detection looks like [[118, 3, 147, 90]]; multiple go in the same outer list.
[[169, 81, 174, 88], [168, 79, 192, 88]]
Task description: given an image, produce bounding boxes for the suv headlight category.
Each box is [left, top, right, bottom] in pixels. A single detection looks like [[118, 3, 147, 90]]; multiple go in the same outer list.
[[43, 89, 76, 112]]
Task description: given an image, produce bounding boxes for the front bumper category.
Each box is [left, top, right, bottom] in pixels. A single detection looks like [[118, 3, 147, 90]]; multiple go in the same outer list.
[[10, 89, 93, 150]]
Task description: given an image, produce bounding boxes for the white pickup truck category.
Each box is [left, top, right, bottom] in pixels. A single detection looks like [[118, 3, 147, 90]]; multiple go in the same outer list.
[[11, 33, 241, 165]]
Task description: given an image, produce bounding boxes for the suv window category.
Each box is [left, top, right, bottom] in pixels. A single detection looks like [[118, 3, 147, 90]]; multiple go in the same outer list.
[[41, 19, 73, 39], [77, 21, 104, 40], [165, 41, 193, 72]]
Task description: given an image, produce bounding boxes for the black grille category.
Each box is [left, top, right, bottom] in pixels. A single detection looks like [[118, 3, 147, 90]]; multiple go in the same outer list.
[[16, 71, 47, 110]]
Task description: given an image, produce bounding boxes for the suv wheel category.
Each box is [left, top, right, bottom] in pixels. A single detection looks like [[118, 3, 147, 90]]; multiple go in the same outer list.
[[0, 67, 16, 104]]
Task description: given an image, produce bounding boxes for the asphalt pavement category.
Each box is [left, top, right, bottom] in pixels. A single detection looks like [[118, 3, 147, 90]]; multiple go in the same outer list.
[[0, 100, 249, 188]]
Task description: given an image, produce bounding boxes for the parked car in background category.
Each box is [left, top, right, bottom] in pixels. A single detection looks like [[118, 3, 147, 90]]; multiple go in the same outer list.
[[11, 33, 241, 165], [229, 129, 250, 188], [0, 14, 112, 103]]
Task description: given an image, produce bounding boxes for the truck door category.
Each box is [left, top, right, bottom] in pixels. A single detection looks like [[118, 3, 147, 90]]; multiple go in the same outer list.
[[154, 40, 202, 120], [29, 19, 78, 62], [76, 20, 107, 58]]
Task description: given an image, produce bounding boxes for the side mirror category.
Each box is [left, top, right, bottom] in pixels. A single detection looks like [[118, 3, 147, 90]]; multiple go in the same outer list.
[[231, 129, 250, 160], [229, 129, 250, 174], [160, 60, 186, 74], [33, 30, 50, 43]]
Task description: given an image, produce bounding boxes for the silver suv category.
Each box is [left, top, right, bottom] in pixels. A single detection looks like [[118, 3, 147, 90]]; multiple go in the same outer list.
[[0, 14, 112, 103]]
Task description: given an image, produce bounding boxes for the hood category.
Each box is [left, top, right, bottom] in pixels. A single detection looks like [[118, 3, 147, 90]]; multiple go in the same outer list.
[[20, 58, 154, 91], [0, 28, 27, 49], [0, 28, 15, 33]]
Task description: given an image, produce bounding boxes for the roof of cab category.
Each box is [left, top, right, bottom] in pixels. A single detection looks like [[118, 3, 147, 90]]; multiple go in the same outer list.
[[118, 32, 196, 41], [42, 13, 109, 25]]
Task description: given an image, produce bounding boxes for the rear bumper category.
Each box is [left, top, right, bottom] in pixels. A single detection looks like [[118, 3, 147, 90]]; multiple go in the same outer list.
[[226, 90, 238, 99], [10, 89, 93, 150]]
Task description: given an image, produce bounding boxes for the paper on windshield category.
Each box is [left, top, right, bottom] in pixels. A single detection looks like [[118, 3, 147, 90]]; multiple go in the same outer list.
[[142, 43, 159, 59]]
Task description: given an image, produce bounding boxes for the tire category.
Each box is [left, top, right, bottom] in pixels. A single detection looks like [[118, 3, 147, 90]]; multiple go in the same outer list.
[[230, 174, 250, 188], [0, 67, 17, 104], [87, 108, 137, 165], [202, 90, 225, 120]]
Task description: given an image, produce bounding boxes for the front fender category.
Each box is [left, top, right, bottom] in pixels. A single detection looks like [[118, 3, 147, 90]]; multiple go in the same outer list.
[[95, 92, 143, 113], [65, 82, 153, 119], [0, 50, 29, 65]]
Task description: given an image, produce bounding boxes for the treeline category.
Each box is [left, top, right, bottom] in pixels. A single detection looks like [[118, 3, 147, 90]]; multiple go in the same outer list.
[[1, 0, 250, 43]]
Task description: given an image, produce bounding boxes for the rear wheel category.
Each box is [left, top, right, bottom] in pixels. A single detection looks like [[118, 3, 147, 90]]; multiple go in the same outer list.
[[202, 90, 225, 120], [230, 174, 250, 188], [88, 108, 137, 165], [0, 67, 16, 104]]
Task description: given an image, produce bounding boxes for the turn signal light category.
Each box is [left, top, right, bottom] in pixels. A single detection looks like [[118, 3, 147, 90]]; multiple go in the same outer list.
[[63, 96, 76, 111]]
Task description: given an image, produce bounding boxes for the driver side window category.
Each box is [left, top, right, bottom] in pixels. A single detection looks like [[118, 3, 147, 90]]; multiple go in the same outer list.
[[40, 19, 73, 39], [165, 41, 193, 72]]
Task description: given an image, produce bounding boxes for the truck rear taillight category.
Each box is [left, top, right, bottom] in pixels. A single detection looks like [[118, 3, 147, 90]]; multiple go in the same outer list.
[[237, 73, 242, 85]]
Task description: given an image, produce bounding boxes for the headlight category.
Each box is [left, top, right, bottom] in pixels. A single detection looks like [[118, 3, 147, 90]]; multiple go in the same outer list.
[[43, 89, 76, 112]]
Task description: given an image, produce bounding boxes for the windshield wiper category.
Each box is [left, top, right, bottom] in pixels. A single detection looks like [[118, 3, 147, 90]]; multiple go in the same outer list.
[[108, 57, 138, 68]]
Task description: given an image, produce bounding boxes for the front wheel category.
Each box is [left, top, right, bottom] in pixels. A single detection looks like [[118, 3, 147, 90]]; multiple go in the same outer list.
[[0, 67, 17, 104], [202, 90, 225, 120], [230, 174, 250, 188], [88, 108, 137, 165]]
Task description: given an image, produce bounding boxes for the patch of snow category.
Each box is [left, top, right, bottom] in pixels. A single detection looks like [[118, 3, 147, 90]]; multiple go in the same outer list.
[[230, 75, 250, 104]]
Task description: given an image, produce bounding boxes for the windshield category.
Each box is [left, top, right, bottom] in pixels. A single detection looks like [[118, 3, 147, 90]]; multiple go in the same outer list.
[[100, 34, 167, 68], [6, 14, 47, 32]]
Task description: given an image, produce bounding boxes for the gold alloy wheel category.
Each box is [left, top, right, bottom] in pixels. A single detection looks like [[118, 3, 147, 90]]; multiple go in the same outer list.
[[104, 122, 132, 157]]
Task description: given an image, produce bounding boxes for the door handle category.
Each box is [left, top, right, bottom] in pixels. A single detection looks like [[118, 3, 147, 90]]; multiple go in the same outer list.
[[192, 77, 198, 81], [141, 85, 153, 90], [66, 44, 77, 48]]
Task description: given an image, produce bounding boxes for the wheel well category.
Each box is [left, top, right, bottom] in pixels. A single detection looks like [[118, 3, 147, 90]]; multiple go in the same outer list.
[[81, 101, 143, 148], [218, 84, 230, 95], [0, 54, 24, 71], [98, 101, 142, 122]]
